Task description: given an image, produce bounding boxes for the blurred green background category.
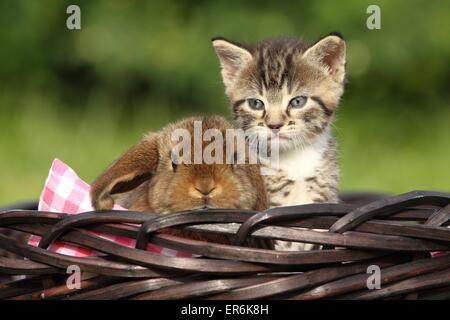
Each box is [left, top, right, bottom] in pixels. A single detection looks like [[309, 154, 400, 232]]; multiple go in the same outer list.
[[0, 0, 449, 205]]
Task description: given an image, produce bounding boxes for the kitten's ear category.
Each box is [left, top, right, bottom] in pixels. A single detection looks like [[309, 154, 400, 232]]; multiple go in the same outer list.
[[90, 133, 160, 210], [303, 33, 346, 83], [212, 37, 253, 88]]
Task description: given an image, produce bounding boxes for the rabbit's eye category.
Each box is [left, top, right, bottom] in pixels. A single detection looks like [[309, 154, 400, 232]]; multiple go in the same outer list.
[[171, 161, 177, 172]]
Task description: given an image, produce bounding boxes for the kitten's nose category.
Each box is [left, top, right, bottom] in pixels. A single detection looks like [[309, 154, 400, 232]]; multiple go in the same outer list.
[[267, 123, 283, 131]]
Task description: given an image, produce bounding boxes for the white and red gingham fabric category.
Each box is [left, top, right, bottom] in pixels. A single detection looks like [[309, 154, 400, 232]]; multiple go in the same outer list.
[[28, 159, 193, 258]]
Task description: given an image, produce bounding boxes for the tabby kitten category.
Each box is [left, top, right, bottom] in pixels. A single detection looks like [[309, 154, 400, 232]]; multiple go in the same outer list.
[[212, 34, 346, 250]]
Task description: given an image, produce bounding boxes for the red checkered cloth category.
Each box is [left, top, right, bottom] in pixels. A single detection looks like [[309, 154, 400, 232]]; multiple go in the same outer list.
[[28, 159, 193, 258]]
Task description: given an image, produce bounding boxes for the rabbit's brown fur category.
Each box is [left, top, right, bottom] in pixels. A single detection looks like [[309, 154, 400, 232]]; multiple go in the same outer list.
[[90, 116, 269, 244]]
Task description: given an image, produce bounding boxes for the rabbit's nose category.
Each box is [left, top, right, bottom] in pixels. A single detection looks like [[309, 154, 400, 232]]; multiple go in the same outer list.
[[195, 186, 216, 196]]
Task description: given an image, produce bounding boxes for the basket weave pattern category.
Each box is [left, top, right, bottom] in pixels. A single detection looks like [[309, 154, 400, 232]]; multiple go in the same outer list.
[[0, 190, 449, 300]]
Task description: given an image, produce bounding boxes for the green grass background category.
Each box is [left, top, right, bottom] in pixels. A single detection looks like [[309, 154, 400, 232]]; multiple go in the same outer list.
[[0, 0, 449, 205]]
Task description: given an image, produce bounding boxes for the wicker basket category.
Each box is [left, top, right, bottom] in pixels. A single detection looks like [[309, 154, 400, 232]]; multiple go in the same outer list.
[[0, 190, 449, 300]]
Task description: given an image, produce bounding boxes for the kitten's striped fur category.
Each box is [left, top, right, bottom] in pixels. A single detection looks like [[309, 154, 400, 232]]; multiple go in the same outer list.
[[213, 34, 346, 250]]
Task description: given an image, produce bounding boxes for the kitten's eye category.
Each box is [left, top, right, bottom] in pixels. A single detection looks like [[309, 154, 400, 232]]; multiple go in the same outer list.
[[289, 96, 308, 108], [247, 98, 265, 110]]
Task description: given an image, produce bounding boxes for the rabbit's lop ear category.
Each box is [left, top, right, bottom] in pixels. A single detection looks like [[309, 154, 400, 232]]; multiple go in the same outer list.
[[90, 134, 159, 210], [248, 164, 269, 211]]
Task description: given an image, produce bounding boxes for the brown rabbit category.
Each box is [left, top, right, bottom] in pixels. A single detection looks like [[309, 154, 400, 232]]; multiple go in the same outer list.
[[90, 116, 268, 243]]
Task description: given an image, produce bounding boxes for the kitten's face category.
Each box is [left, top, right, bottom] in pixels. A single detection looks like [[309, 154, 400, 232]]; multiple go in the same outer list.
[[212, 35, 346, 151]]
